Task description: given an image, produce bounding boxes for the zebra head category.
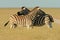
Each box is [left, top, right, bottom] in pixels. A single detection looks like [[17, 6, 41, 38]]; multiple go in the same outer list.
[[17, 6, 30, 15]]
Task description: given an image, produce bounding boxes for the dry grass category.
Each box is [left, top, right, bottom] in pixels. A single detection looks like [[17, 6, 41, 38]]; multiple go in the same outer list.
[[0, 8, 60, 40]]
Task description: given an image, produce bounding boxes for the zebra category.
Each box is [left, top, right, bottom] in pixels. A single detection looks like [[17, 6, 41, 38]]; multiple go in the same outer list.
[[4, 7, 40, 29], [32, 8, 54, 28]]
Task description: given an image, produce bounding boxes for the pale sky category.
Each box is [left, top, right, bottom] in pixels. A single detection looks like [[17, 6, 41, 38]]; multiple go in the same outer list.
[[0, 0, 60, 8]]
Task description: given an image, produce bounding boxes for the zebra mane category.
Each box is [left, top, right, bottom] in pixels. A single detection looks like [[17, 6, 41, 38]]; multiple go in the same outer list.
[[31, 6, 39, 11], [28, 7, 40, 16]]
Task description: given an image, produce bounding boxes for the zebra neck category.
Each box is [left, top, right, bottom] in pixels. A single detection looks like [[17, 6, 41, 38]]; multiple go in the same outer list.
[[28, 10, 38, 20]]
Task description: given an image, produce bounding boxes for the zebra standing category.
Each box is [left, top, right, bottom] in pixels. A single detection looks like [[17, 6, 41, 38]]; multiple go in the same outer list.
[[4, 7, 40, 29], [32, 8, 54, 28]]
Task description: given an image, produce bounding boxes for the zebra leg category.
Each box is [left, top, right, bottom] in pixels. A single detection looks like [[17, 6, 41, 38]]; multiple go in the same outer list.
[[13, 24, 17, 28], [10, 23, 13, 28], [27, 25, 34, 30], [10, 22, 14, 28], [48, 22, 52, 28], [27, 25, 30, 30], [45, 21, 52, 28], [44, 16, 52, 28], [10, 23, 17, 28]]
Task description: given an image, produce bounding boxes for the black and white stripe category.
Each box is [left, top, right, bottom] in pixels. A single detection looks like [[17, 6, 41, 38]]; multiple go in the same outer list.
[[33, 14, 54, 28]]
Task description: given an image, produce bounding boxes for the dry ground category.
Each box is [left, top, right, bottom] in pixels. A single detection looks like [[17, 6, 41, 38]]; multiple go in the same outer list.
[[0, 8, 60, 40]]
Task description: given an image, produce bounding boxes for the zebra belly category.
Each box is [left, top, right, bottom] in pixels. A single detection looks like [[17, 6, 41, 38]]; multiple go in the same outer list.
[[16, 17, 32, 27]]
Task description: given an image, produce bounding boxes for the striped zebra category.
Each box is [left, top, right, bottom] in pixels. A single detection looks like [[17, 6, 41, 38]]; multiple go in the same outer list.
[[4, 7, 40, 29]]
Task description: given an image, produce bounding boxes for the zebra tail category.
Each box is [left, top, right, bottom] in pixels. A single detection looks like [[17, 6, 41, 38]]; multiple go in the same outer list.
[[4, 21, 9, 26]]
